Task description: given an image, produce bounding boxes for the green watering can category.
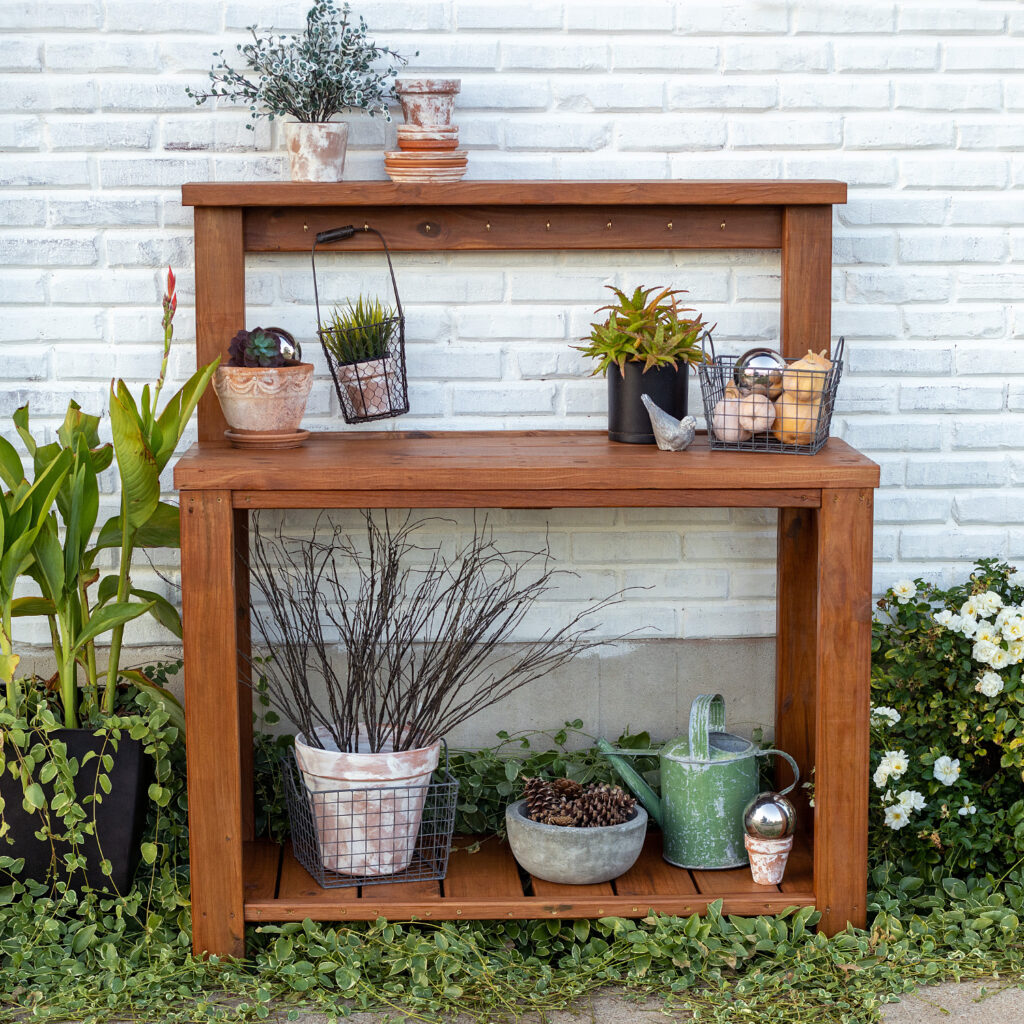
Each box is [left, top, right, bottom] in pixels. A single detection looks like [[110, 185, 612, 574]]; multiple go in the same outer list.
[[599, 693, 799, 869]]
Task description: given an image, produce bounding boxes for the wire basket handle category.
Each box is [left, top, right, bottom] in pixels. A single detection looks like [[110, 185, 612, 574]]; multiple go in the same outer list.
[[311, 225, 405, 335], [699, 329, 717, 364]]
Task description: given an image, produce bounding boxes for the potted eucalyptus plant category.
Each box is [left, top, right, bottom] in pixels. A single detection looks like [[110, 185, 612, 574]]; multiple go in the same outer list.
[[0, 269, 215, 891], [248, 513, 622, 878], [185, 0, 413, 181], [575, 285, 711, 445]]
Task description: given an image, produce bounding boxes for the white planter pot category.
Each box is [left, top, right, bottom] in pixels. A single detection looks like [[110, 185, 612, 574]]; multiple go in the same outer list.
[[744, 833, 793, 885], [213, 362, 314, 434], [294, 726, 440, 877], [395, 78, 461, 127], [283, 122, 349, 182], [337, 357, 391, 418]]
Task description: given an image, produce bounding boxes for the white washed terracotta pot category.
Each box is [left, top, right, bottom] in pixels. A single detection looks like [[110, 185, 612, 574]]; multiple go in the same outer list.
[[338, 357, 390, 418], [213, 363, 313, 434], [395, 78, 461, 127], [283, 122, 349, 182], [744, 833, 793, 885], [295, 726, 440, 877]]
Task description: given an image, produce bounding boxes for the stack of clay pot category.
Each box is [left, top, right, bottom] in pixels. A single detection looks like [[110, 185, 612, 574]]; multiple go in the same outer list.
[[386, 79, 467, 183]]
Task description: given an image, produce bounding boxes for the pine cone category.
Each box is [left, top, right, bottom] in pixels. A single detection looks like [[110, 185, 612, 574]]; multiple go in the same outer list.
[[522, 777, 561, 822], [522, 776, 636, 828], [551, 777, 584, 798], [574, 783, 637, 827]]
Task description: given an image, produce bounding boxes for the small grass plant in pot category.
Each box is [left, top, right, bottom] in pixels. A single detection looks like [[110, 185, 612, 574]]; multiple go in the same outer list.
[[186, 1, 412, 182], [247, 512, 622, 881], [0, 269, 210, 891], [576, 285, 711, 444], [213, 327, 313, 448], [321, 296, 401, 419]]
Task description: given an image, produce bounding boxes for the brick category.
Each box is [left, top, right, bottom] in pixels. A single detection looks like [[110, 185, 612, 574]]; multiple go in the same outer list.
[[507, 270, 613, 303], [98, 156, 210, 187], [958, 121, 1024, 151], [788, 153, 898, 187], [912, 306, 1009, 341], [901, 155, 1008, 189], [161, 116, 271, 153], [49, 271, 157, 306], [505, 120, 611, 151], [678, 3, 789, 34], [899, 233, 1006, 264], [0, 384, 106, 419], [49, 196, 159, 227], [501, 41, 609, 72], [572, 530, 680, 564], [844, 117, 953, 150], [898, 7, 1006, 33], [0, 196, 45, 226], [458, 77, 550, 110], [0, 77, 97, 112], [0, 271, 45, 305], [842, 419, 943, 452], [105, 233, 193, 268], [0, 346, 50, 381], [612, 42, 718, 72], [831, 307, 901, 339], [731, 118, 840, 149], [875, 493, 951, 524], [406, 347, 502, 380], [99, 78, 199, 113], [450, 384, 556, 415], [794, 4, 895, 34], [1008, 384, 1024, 411], [0, 3, 101, 30], [779, 79, 891, 111], [957, 270, 1024, 301], [47, 116, 154, 151], [906, 456, 1010, 488], [45, 38, 161, 71], [949, 196, 1024, 226], [899, 383, 1004, 412], [843, 342, 954, 376], [553, 77, 664, 112], [0, 235, 98, 266], [900, 528, 1009, 561], [844, 196, 951, 228], [723, 41, 829, 74], [728, 569, 776, 600], [0, 36, 42, 71], [833, 382, 895, 414], [683, 601, 775, 639], [833, 42, 939, 72], [516, 348, 591, 379], [952, 417, 1024, 450], [455, 306, 565, 340], [4, 155, 91, 187], [668, 81, 777, 111], [954, 494, 1024, 524], [683, 531, 776, 561], [0, 115, 41, 149], [456, 2, 555, 30], [955, 341, 1024, 376], [566, 3, 674, 32], [895, 80, 1002, 111], [845, 268, 951, 303], [944, 43, 1024, 72], [616, 116, 725, 152], [103, 1, 221, 32], [563, 381, 606, 415]]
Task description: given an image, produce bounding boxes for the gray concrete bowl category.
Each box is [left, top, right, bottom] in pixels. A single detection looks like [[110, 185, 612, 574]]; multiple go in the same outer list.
[[505, 799, 648, 885]]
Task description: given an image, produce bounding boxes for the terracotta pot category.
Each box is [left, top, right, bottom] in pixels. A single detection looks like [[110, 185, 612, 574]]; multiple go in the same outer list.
[[337, 357, 392, 418], [744, 833, 793, 885], [283, 122, 349, 182], [213, 362, 314, 434], [395, 78, 461, 127], [295, 726, 440, 877]]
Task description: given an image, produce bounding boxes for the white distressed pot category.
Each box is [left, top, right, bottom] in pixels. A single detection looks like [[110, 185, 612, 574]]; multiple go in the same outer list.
[[213, 363, 313, 434], [295, 726, 440, 877], [395, 78, 461, 127], [283, 122, 349, 182], [744, 833, 793, 885], [338, 357, 390, 418]]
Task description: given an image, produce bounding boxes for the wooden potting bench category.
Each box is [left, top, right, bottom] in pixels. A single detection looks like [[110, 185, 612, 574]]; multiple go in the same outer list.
[[176, 180, 878, 958]]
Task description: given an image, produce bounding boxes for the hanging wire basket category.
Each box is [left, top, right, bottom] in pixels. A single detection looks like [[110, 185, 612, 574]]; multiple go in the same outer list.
[[697, 337, 845, 456], [312, 225, 410, 423], [283, 749, 459, 889]]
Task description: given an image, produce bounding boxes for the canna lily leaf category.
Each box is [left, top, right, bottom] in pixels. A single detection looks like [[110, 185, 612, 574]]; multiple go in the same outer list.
[[72, 600, 154, 654], [11, 596, 55, 617], [95, 501, 180, 552], [0, 437, 23, 491], [129, 586, 182, 639], [109, 380, 160, 530]]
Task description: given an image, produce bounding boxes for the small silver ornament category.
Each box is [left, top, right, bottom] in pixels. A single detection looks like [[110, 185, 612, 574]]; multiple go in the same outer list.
[[641, 394, 696, 451], [266, 326, 302, 363], [734, 347, 785, 398], [743, 791, 797, 840]]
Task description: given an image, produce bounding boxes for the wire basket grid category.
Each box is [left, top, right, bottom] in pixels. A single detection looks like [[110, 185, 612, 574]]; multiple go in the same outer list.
[[283, 749, 459, 889], [311, 225, 410, 424], [697, 337, 845, 455]]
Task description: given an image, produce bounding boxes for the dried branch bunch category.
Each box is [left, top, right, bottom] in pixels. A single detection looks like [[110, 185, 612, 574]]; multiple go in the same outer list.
[[246, 512, 623, 754]]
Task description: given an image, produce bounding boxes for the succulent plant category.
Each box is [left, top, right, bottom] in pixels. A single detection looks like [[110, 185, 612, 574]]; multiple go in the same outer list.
[[575, 285, 713, 377], [227, 327, 299, 368], [321, 296, 397, 366]]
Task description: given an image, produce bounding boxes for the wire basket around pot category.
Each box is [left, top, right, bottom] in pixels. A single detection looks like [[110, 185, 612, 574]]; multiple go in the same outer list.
[[283, 752, 458, 889], [312, 225, 410, 423], [697, 336, 844, 456]]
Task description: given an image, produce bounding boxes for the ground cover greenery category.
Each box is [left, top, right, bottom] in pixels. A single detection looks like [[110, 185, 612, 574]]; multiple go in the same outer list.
[[2, 561, 1024, 1022]]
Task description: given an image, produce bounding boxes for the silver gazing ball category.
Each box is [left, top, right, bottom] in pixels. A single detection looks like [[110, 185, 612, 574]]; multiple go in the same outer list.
[[743, 791, 797, 840], [267, 326, 302, 363], [734, 347, 786, 398]]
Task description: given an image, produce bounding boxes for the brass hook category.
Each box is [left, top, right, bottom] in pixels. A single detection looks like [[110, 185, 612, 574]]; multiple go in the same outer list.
[[667, 221, 673, 231], [606, 220, 612, 230], [485, 222, 491, 231], [720, 221, 726, 230], [545, 220, 551, 231], [303, 222, 308, 232]]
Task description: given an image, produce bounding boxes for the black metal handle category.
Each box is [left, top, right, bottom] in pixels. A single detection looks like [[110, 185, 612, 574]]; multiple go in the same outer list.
[[315, 225, 357, 245]]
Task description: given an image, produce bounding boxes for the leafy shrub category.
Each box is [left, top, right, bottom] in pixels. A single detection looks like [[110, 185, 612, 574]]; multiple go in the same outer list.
[[870, 558, 1024, 877]]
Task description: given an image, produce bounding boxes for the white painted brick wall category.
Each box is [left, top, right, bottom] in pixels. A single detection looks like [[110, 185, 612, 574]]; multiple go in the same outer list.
[[2, 0, 1023, 656]]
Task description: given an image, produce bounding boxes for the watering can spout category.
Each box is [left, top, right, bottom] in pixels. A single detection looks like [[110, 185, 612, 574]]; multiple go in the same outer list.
[[596, 737, 664, 828]]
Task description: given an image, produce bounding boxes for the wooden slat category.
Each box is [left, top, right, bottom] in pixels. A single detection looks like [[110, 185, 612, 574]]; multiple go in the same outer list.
[[276, 843, 358, 904], [182, 180, 849, 209], [813, 488, 873, 935], [244, 204, 781, 253], [174, 432, 880, 494], [530, 876, 615, 902], [443, 837, 523, 899], [182, 491, 245, 957], [781, 205, 833, 358], [779, 834, 814, 897], [692, 864, 778, 896], [243, 840, 281, 902], [234, 508, 254, 842], [613, 833, 698, 898]]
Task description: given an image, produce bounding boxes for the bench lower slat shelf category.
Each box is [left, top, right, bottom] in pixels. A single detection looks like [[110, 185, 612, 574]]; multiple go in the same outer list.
[[243, 833, 815, 922]]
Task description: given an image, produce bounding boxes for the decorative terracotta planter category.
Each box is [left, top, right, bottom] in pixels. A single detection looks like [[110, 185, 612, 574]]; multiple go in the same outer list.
[[744, 833, 793, 885], [283, 122, 349, 182], [213, 362, 314, 437], [294, 726, 441, 877], [395, 78, 461, 127]]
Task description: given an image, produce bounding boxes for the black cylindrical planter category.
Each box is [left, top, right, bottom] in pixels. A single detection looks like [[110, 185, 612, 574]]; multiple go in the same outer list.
[[0, 730, 150, 891], [607, 362, 688, 444]]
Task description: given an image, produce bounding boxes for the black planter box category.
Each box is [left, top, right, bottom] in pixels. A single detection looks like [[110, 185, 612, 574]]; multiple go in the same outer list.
[[607, 362, 688, 444], [0, 729, 150, 892]]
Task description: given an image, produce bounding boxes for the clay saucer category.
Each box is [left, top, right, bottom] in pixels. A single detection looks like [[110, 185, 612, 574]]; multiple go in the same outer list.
[[397, 137, 461, 151], [385, 149, 468, 164], [397, 124, 459, 139], [385, 167, 468, 183], [224, 428, 310, 450]]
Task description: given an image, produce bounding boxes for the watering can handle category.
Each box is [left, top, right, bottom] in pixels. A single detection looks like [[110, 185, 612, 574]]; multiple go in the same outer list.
[[688, 693, 726, 761], [754, 749, 800, 796]]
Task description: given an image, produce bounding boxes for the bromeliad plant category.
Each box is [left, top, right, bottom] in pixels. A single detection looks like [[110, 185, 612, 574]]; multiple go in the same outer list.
[[321, 297, 397, 366], [576, 285, 712, 377], [870, 558, 1024, 877], [185, 0, 412, 129]]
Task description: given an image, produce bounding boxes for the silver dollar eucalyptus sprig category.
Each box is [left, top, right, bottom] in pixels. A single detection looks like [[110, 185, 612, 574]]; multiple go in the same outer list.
[[185, 0, 413, 129]]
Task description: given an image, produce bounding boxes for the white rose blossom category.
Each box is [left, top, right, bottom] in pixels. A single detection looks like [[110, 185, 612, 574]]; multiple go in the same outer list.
[[972, 638, 1001, 666], [977, 591, 1003, 616], [870, 705, 901, 727], [988, 647, 1012, 670], [933, 755, 961, 786], [874, 750, 909, 789], [958, 616, 980, 639], [884, 804, 911, 830], [934, 609, 963, 631], [958, 797, 977, 817], [892, 580, 916, 604], [897, 789, 926, 812], [960, 597, 981, 619], [976, 671, 1004, 698]]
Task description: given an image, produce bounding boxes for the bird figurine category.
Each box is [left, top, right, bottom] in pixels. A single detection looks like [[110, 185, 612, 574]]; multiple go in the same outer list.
[[641, 394, 697, 451]]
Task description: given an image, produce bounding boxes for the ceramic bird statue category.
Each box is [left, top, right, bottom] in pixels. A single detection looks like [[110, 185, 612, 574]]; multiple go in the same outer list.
[[641, 394, 697, 451]]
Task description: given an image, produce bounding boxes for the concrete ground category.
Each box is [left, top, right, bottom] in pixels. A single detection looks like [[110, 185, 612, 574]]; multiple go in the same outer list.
[[279, 979, 1024, 1023]]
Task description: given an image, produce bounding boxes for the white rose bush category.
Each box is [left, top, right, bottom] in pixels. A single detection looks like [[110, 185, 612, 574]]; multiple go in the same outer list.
[[870, 559, 1024, 876]]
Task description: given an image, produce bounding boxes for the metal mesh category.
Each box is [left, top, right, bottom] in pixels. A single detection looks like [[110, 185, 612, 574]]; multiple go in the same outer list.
[[283, 753, 458, 889], [697, 338, 844, 455]]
